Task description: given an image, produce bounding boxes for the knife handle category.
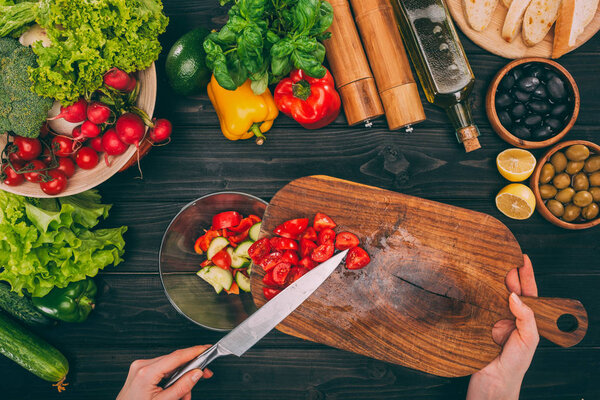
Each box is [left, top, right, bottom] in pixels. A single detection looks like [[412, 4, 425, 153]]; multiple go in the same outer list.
[[163, 344, 229, 388]]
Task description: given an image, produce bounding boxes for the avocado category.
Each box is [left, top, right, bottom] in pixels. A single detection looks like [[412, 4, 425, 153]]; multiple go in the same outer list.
[[165, 28, 211, 96]]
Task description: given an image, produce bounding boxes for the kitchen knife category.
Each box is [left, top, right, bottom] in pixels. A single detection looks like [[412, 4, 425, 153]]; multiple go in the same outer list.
[[163, 249, 349, 388]]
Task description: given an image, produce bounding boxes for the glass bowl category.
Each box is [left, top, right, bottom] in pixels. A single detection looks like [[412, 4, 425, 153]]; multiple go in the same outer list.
[[159, 192, 267, 331]]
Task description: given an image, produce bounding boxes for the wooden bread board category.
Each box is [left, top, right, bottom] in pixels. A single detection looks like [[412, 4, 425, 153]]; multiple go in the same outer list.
[[250, 176, 588, 377]]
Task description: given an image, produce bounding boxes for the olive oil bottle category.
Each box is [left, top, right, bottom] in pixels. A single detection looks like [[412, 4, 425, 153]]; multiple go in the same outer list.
[[391, 0, 481, 152]]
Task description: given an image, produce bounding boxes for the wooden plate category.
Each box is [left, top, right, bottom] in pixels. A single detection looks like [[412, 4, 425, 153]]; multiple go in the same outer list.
[[447, 0, 600, 59], [0, 63, 156, 198]]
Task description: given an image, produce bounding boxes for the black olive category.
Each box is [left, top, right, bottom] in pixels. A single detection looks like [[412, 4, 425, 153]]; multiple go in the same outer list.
[[511, 103, 528, 118], [500, 74, 515, 91], [528, 101, 550, 114], [495, 93, 514, 108], [532, 126, 554, 140], [528, 65, 544, 78], [498, 110, 512, 128], [544, 69, 560, 81], [533, 85, 547, 99], [524, 114, 542, 127], [518, 76, 540, 92], [545, 118, 563, 131], [512, 68, 523, 81], [513, 126, 531, 139], [547, 77, 566, 100], [513, 90, 531, 102], [550, 103, 569, 117]]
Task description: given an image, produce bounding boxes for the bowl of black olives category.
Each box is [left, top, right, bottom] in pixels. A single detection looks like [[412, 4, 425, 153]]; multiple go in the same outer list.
[[530, 140, 600, 230], [486, 58, 580, 149]]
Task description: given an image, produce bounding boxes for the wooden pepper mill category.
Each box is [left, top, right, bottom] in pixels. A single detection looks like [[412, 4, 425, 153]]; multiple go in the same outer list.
[[349, 0, 426, 131], [323, 0, 384, 126]]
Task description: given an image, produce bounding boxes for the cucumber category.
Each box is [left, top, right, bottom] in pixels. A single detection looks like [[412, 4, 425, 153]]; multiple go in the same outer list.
[[0, 284, 54, 327], [0, 313, 68, 384], [206, 236, 229, 260], [234, 240, 254, 259], [235, 272, 251, 292], [227, 247, 250, 269], [248, 222, 261, 241], [197, 266, 233, 293]]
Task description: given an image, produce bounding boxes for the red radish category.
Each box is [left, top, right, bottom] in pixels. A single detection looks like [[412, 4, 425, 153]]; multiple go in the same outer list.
[[71, 125, 84, 142], [48, 99, 87, 123], [104, 68, 132, 90], [149, 119, 172, 142], [86, 102, 111, 124], [102, 129, 128, 155], [80, 121, 100, 138], [115, 113, 145, 147], [90, 136, 104, 152], [124, 76, 137, 92]]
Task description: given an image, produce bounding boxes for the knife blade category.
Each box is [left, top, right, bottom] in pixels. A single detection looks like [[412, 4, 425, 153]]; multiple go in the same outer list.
[[163, 249, 349, 388]]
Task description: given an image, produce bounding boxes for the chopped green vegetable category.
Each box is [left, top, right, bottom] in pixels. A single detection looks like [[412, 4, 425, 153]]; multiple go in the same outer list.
[[0, 189, 126, 298], [0, 38, 52, 138]]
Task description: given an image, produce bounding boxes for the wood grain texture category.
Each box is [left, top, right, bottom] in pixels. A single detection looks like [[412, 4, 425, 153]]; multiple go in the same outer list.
[[250, 176, 588, 377], [447, 0, 600, 58]]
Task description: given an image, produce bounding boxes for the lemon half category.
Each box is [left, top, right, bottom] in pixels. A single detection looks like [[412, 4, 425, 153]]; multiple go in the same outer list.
[[495, 184, 536, 220], [496, 148, 537, 182]]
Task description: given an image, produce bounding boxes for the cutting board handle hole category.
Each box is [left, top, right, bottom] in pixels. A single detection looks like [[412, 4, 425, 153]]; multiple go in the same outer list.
[[556, 314, 578, 333]]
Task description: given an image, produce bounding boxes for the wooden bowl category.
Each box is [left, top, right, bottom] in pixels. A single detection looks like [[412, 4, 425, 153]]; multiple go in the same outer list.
[[486, 58, 580, 149], [0, 63, 157, 198], [530, 140, 600, 230]]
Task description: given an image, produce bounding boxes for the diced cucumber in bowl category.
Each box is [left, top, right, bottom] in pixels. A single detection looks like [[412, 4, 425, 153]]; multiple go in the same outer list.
[[207, 237, 229, 260], [227, 247, 250, 269], [234, 240, 254, 259], [235, 271, 251, 292], [249, 222, 261, 241], [196, 266, 233, 293]]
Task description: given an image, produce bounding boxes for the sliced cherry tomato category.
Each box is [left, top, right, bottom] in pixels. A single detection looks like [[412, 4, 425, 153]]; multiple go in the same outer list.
[[335, 232, 360, 251], [225, 282, 239, 295], [200, 259, 212, 268], [211, 249, 232, 270], [229, 217, 254, 233], [248, 238, 271, 263], [273, 226, 297, 239], [14, 136, 42, 161], [51, 136, 74, 157], [313, 212, 336, 232], [263, 287, 281, 300], [55, 157, 76, 178], [39, 170, 67, 195], [300, 239, 318, 258], [318, 228, 336, 245], [75, 147, 99, 169], [311, 243, 334, 263], [346, 246, 370, 270], [287, 266, 309, 285], [259, 251, 283, 272], [299, 227, 317, 242], [281, 250, 299, 265], [270, 237, 298, 251], [299, 257, 317, 270], [262, 269, 279, 286], [2, 162, 24, 186], [274, 218, 309, 239], [272, 262, 291, 285], [248, 214, 262, 224], [212, 211, 242, 230], [22, 160, 47, 183]]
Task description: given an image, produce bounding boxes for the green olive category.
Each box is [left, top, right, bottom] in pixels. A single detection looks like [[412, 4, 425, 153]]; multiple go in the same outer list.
[[552, 173, 571, 189], [546, 199, 564, 217], [584, 155, 600, 173], [539, 184, 558, 199], [565, 144, 590, 161], [555, 187, 576, 203], [582, 203, 599, 220], [539, 163, 555, 184], [572, 173, 590, 191], [565, 160, 585, 175], [562, 204, 581, 222], [590, 187, 600, 202], [573, 191, 593, 207], [550, 152, 568, 173], [590, 172, 600, 187]]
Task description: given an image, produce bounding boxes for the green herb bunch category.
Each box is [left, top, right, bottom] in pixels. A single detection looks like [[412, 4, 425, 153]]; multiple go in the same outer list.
[[204, 0, 333, 94]]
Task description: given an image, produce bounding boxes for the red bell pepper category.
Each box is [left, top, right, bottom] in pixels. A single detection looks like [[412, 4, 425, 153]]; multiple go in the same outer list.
[[274, 68, 341, 130], [212, 211, 242, 230]]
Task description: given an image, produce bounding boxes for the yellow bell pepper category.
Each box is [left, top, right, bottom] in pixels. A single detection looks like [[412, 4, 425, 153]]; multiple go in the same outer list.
[[207, 75, 279, 145]]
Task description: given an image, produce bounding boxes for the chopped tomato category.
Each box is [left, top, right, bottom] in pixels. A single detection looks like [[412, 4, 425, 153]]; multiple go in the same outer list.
[[248, 238, 271, 263], [300, 239, 318, 258], [287, 267, 309, 284], [346, 246, 370, 270], [229, 217, 254, 233], [248, 214, 262, 224], [259, 251, 283, 272], [263, 287, 281, 300], [273, 218, 309, 239], [335, 232, 360, 251], [270, 237, 298, 251], [272, 262, 291, 285], [212, 211, 242, 230], [311, 243, 334, 263], [225, 282, 239, 295], [211, 249, 232, 270], [299, 257, 317, 270], [299, 227, 318, 242], [313, 212, 336, 232], [318, 228, 336, 245], [262, 269, 279, 286], [281, 250, 299, 265]]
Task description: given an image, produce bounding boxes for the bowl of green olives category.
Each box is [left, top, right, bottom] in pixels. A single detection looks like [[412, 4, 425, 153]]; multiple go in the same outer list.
[[530, 140, 600, 229], [487, 58, 579, 150]]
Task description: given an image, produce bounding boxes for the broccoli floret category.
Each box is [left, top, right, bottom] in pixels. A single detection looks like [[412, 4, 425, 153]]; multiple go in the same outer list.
[[0, 37, 52, 138]]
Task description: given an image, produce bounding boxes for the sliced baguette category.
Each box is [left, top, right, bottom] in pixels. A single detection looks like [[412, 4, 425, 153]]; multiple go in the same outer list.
[[552, 0, 599, 58], [522, 0, 562, 46], [502, 0, 533, 41], [463, 0, 500, 31]]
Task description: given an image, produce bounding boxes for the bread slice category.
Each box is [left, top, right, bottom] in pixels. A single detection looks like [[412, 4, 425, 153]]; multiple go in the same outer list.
[[502, 0, 533, 41], [552, 0, 599, 58], [522, 0, 562, 46], [502, 0, 513, 7], [463, 0, 500, 31]]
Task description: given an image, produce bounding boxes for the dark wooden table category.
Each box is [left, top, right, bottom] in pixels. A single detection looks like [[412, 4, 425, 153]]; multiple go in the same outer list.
[[4, 2, 600, 399]]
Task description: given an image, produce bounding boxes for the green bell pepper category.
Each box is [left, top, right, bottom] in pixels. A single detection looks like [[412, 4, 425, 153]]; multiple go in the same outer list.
[[32, 278, 97, 323]]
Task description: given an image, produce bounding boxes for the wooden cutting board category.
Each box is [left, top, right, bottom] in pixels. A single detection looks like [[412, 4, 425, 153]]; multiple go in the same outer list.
[[250, 176, 588, 377]]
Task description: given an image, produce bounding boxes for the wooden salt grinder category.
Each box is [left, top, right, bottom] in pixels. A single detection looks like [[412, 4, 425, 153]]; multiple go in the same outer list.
[[324, 0, 384, 126], [349, 0, 426, 130]]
